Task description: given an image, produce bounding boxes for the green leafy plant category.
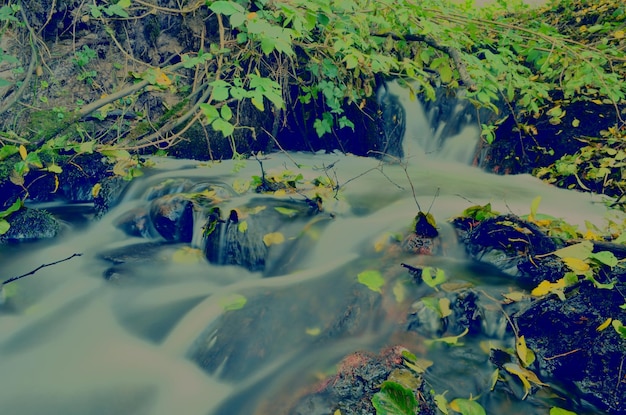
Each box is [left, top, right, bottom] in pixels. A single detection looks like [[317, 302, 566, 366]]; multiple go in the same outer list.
[[0, 198, 22, 235]]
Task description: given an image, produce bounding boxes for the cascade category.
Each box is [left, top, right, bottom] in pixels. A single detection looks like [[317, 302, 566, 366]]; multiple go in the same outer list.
[[379, 81, 482, 164], [0, 93, 621, 415]]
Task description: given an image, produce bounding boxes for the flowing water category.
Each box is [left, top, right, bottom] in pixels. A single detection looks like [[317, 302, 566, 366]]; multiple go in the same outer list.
[[0, 90, 619, 414]]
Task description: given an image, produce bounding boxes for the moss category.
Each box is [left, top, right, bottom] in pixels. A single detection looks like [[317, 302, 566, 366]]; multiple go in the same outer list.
[[0, 208, 60, 243]]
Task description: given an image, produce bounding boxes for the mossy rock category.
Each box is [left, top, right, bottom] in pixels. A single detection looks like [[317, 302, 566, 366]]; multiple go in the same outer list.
[[0, 208, 60, 243]]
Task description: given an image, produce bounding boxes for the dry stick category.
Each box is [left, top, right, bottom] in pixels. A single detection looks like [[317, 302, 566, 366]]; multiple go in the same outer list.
[[1, 253, 83, 286]]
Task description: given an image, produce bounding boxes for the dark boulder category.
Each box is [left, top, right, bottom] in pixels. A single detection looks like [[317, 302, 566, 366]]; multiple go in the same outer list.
[[514, 281, 626, 414]]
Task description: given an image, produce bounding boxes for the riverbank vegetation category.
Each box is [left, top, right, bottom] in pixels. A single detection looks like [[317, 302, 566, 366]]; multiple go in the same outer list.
[[1, 1, 626, 414]]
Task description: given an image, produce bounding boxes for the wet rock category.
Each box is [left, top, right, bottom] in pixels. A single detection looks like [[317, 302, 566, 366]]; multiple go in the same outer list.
[[93, 175, 129, 217], [203, 198, 321, 273], [406, 289, 483, 338], [461, 214, 557, 281], [0, 208, 60, 243], [514, 281, 626, 414], [113, 207, 158, 239], [290, 347, 437, 415], [149, 194, 194, 242]]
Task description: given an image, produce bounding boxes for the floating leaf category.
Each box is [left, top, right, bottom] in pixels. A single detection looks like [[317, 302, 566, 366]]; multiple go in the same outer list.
[[232, 178, 250, 194], [263, 232, 285, 246], [393, 280, 406, 303], [489, 368, 500, 391], [238, 220, 248, 233], [219, 294, 247, 311], [503, 363, 547, 399], [422, 267, 446, 289], [433, 393, 449, 414], [306, 327, 321, 336], [550, 408, 577, 415], [274, 206, 299, 217], [371, 381, 418, 415], [449, 398, 486, 415], [172, 247, 204, 263], [357, 269, 385, 293], [425, 328, 469, 347]]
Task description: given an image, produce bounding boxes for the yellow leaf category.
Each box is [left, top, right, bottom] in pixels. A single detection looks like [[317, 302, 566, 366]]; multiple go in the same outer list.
[[19, 144, 27, 160], [516, 335, 535, 367], [52, 174, 59, 193], [238, 220, 248, 233], [172, 247, 204, 263], [154, 69, 172, 86], [263, 232, 285, 246], [584, 229, 602, 241], [439, 298, 452, 318], [92, 183, 102, 198], [614, 30, 625, 39], [306, 327, 321, 336], [531, 278, 565, 296], [597, 317, 612, 332], [393, 280, 406, 303], [562, 257, 590, 274], [374, 232, 390, 252], [502, 291, 526, 303]]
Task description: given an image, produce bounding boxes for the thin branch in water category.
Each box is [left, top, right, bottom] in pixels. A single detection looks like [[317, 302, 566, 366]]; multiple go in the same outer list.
[[2, 253, 83, 286]]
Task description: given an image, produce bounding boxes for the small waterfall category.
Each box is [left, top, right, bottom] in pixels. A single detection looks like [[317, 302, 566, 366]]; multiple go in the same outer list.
[[380, 82, 481, 164]]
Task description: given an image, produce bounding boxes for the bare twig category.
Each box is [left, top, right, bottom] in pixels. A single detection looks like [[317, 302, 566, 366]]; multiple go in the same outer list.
[[2, 253, 83, 286]]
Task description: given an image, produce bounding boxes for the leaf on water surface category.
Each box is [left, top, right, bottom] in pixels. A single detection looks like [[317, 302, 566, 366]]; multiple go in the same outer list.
[[232, 178, 250, 194], [371, 381, 418, 415], [550, 407, 578, 415], [357, 269, 385, 293], [263, 232, 285, 246], [238, 220, 248, 233], [425, 328, 469, 347], [422, 267, 446, 290], [489, 368, 500, 391], [274, 206, 299, 217], [503, 362, 547, 399], [305, 327, 321, 336], [219, 294, 247, 311], [502, 291, 526, 303], [393, 280, 406, 303], [449, 398, 486, 415], [433, 392, 449, 414], [172, 247, 204, 263]]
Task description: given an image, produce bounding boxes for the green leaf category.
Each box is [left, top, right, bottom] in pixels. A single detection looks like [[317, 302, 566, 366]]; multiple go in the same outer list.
[[0, 199, 22, 220], [219, 293, 247, 311], [589, 251, 618, 267], [0, 219, 10, 235], [274, 206, 299, 217], [357, 269, 385, 293], [529, 196, 541, 220], [212, 118, 235, 137], [449, 398, 486, 415], [220, 105, 233, 121], [200, 103, 220, 123], [371, 381, 418, 415], [209, 1, 245, 16], [612, 320, 626, 340], [238, 220, 248, 233], [550, 241, 593, 260], [421, 267, 446, 289], [0, 145, 19, 161], [425, 328, 469, 347]]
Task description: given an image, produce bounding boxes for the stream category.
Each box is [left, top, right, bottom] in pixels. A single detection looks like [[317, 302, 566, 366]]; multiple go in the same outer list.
[[0, 89, 620, 415]]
